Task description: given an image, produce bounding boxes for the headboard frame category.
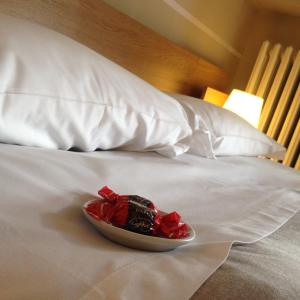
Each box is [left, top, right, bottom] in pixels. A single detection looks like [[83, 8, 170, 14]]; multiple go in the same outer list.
[[0, 0, 228, 98]]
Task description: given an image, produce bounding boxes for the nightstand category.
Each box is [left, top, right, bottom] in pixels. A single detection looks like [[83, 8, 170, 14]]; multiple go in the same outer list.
[[203, 87, 228, 107]]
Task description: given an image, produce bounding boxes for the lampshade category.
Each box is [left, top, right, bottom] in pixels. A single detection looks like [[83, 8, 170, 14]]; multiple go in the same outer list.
[[223, 89, 263, 128]]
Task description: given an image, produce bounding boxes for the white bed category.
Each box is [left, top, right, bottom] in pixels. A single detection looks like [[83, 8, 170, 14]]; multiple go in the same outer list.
[[0, 143, 299, 299]]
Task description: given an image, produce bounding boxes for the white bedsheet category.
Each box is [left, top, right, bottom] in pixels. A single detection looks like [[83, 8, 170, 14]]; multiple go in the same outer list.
[[0, 144, 299, 300]]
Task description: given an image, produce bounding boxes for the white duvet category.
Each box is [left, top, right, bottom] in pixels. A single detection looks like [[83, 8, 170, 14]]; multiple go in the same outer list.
[[0, 144, 299, 300]]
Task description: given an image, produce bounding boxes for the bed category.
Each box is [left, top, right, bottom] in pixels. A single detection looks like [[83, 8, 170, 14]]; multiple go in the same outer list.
[[0, 1, 299, 300]]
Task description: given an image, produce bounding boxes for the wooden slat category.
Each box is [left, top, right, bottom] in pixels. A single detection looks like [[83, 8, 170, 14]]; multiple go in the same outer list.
[[0, 0, 228, 97], [246, 41, 271, 94], [259, 46, 294, 132], [267, 50, 300, 139], [256, 44, 282, 99], [277, 84, 300, 147], [283, 119, 300, 167], [295, 155, 300, 170]]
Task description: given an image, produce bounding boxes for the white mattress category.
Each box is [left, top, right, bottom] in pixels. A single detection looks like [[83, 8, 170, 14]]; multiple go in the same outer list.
[[0, 144, 299, 300]]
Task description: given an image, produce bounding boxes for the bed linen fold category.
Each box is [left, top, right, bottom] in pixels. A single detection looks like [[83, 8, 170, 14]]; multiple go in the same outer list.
[[0, 144, 299, 300]]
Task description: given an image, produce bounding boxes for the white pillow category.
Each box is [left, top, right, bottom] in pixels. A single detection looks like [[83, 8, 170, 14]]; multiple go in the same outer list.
[[0, 15, 191, 157], [166, 93, 215, 158], [168, 93, 286, 159]]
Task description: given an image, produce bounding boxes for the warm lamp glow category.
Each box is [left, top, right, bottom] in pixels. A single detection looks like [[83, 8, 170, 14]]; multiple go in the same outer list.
[[223, 89, 263, 128]]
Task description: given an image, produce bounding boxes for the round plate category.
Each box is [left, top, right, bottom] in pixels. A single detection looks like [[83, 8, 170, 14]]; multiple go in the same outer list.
[[82, 199, 196, 252]]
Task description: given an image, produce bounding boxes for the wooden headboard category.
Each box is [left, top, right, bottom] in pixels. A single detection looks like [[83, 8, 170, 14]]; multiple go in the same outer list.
[[0, 0, 228, 98]]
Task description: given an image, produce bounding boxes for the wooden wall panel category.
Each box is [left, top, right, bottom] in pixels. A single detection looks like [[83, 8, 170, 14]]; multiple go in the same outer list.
[[0, 0, 228, 97], [267, 50, 300, 139], [246, 41, 271, 94], [247, 41, 300, 170], [256, 44, 281, 99], [259, 46, 294, 132]]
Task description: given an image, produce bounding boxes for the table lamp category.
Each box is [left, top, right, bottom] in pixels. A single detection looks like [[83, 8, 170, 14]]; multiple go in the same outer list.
[[223, 89, 263, 128]]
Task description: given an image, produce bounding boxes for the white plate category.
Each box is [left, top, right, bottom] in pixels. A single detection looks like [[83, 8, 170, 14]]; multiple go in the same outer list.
[[82, 199, 196, 252]]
